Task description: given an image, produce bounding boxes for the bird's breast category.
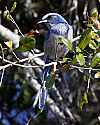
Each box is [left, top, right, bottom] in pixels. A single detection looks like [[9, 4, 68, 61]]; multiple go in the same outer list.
[[44, 33, 67, 61]]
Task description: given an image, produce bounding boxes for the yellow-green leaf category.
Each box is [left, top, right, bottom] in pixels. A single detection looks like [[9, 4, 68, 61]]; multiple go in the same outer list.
[[89, 40, 97, 50], [91, 52, 100, 67], [76, 53, 85, 66], [90, 8, 98, 17], [63, 57, 68, 63], [4, 40, 13, 49], [57, 36, 72, 51], [16, 36, 36, 52], [10, 2, 17, 13], [72, 57, 77, 64], [78, 28, 93, 50], [66, 39, 73, 51], [95, 72, 100, 78], [76, 47, 82, 53]]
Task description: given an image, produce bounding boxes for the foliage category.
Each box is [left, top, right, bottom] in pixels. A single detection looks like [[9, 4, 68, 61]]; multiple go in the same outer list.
[[16, 36, 36, 52], [0, 0, 100, 125]]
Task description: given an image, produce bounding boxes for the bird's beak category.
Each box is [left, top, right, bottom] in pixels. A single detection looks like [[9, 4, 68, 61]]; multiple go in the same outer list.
[[37, 19, 48, 24]]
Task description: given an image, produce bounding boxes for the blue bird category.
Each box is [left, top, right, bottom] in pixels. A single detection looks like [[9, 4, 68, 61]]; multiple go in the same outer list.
[[38, 13, 73, 61], [37, 13, 73, 110]]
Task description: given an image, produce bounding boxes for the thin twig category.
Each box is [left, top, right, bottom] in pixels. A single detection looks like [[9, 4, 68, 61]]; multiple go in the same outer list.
[[71, 65, 100, 71], [72, 35, 81, 42], [87, 69, 91, 93], [10, 16, 24, 37], [0, 64, 12, 70], [5, 7, 24, 37], [0, 44, 5, 86], [0, 53, 100, 71], [26, 110, 42, 125], [0, 53, 44, 70], [0, 69, 5, 86], [0, 44, 4, 60], [0, 52, 44, 63], [12, 50, 20, 61]]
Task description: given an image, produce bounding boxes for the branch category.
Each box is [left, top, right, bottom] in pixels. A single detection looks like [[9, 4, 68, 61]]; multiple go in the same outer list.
[[0, 69, 5, 86], [72, 35, 81, 42], [0, 52, 44, 70], [71, 65, 100, 71], [0, 25, 99, 72], [0, 53, 100, 71]]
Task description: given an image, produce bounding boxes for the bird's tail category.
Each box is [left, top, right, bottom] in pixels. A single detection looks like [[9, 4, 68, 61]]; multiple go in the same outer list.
[[38, 59, 52, 110]]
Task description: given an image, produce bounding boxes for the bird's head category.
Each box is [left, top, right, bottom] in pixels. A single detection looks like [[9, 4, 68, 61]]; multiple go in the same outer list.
[[38, 13, 68, 28]]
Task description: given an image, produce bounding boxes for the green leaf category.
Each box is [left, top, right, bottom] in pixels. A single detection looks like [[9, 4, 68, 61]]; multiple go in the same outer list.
[[89, 40, 97, 50], [57, 36, 72, 51], [78, 28, 93, 50], [16, 36, 36, 52], [45, 73, 55, 89], [63, 57, 68, 63], [66, 39, 73, 51], [72, 57, 77, 64], [10, 2, 17, 13], [95, 72, 100, 78], [96, 37, 100, 43], [97, 30, 100, 35], [57, 36, 64, 43], [90, 8, 98, 17], [91, 52, 100, 67], [76, 47, 82, 53], [76, 53, 85, 66]]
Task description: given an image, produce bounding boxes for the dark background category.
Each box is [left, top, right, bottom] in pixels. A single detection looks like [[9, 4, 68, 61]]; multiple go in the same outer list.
[[0, 0, 100, 125]]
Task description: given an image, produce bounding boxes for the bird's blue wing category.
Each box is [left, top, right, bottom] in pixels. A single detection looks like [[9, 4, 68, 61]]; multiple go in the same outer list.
[[38, 21, 73, 110]]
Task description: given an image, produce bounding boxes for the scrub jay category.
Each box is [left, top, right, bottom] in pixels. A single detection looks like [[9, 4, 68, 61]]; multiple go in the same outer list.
[[38, 13, 73, 78], [38, 13, 73, 61], [38, 13, 73, 110]]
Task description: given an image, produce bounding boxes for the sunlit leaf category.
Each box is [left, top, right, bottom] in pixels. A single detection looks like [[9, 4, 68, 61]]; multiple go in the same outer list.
[[16, 36, 36, 52], [89, 40, 97, 50], [65, 39, 73, 51], [4, 40, 13, 49], [78, 28, 93, 50], [76, 47, 82, 53], [90, 8, 98, 17], [72, 57, 77, 64], [91, 53, 100, 67], [76, 53, 85, 66], [63, 57, 68, 63], [57, 36, 72, 51], [10, 2, 17, 13], [96, 37, 100, 43], [3, 10, 11, 21], [95, 72, 100, 78]]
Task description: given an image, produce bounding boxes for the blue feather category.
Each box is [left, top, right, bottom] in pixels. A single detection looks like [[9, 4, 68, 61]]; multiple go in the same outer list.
[[38, 13, 73, 110]]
